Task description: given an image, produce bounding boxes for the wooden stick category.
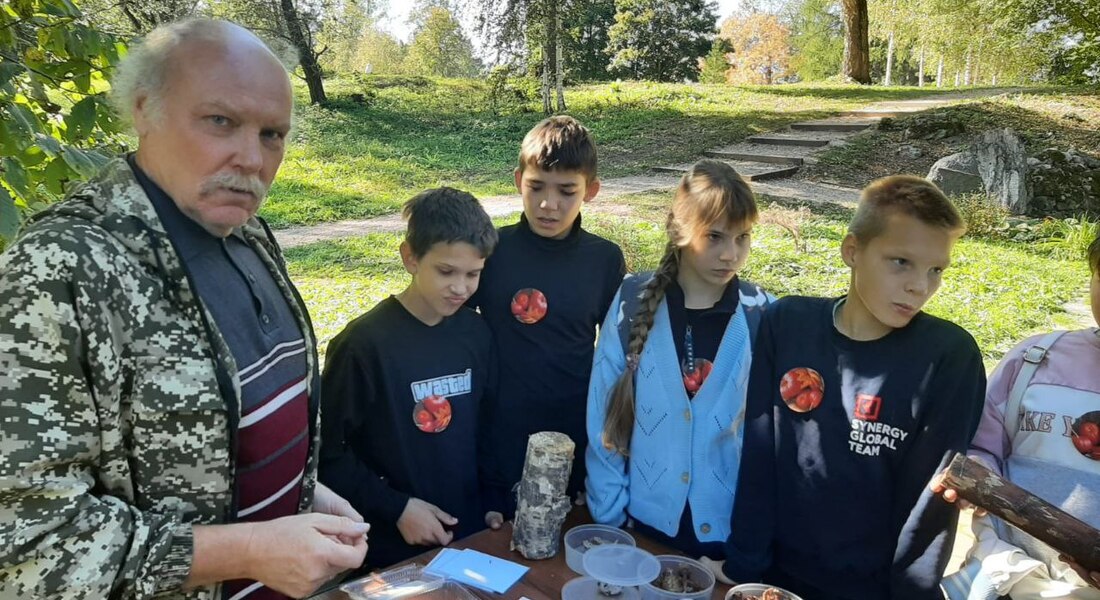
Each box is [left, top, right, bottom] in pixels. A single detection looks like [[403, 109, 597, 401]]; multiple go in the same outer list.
[[511, 432, 575, 560], [941, 453, 1100, 572]]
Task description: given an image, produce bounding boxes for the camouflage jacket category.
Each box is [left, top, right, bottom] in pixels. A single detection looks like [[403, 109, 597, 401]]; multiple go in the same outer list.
[[0, 159, 321, 599]]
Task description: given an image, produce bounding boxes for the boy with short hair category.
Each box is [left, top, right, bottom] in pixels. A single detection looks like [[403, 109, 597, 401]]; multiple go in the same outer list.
[[319, 187, 499, 568], [719, 176, 987, 599], [470, 116, 626, 517]]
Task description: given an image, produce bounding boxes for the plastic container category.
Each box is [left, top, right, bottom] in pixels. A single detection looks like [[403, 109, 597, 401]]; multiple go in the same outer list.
[[562, 576, 643, 600], [725, 583, 805, 600], [339, 564, 478, 600], [640, 555, 716, 600], [564, 524, 637, 575], [583, 545, 661, 587]]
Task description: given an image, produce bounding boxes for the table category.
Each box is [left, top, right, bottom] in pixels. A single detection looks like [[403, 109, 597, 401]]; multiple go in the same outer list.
[[312, 506, 732, 599]]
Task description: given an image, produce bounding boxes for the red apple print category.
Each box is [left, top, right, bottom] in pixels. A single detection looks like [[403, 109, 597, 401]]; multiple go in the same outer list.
[[413, 397, 452, 433], [511, 288, 548, 324], [1081, 422, 1100, 444], [1071, 412, 1100, 460], [780, 367, 825, 413], [681, 358, 714, 397]]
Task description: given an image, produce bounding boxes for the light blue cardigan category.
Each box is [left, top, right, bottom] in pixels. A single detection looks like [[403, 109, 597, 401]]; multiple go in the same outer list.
[[585, 279, 771, 543]]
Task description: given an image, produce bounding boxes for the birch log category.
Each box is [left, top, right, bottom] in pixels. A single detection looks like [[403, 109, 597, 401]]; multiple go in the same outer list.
[[511, 431, 575, 559], [941, 453, 1100, 573]]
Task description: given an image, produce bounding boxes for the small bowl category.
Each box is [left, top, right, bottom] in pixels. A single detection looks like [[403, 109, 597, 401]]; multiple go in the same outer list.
[[564, 524, 636, 575], [725, 583, 804, 600], [641, 555, 716, 600]]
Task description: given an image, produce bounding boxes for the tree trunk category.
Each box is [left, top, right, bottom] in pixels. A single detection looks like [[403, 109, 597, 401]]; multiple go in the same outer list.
[[280, 0, 326, 104], [936, 53, 944, 88], [941, 453, 1100, 574], [954, 69, 960, 87], [964, 47, 972, 86], [918, 45, 925, 87], [841, 0, 870, 83], [554, 6, 566, 112], [511, 432, 575, 560], [884, 30, 895, 85]]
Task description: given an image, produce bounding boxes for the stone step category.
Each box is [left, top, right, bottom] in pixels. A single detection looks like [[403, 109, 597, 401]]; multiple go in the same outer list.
[[652, 159, 799, 182], [790, 119, 879, 132], [746, 135, 830, 147], [841, 110, 906, 118], [705, 143, 816, 165]]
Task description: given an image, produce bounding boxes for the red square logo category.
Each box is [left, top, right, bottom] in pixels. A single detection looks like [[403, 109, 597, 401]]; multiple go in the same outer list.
[[854, 394, 882, 421]]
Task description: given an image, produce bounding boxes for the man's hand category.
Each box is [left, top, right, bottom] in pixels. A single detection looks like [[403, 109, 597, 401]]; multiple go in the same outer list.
[[484, 511, 504, 530], [1060, 555, 1100, 590], [246, 514, 369, 598], [188, 514, 369, 598], [314, 482, 368, 545], [930, 472, 987, 516], [397, 498, 456, 546], [698, 556, 736, 586]]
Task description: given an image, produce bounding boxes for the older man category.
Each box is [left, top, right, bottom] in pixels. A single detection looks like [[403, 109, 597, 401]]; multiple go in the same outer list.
[[0, 19, 366, 600]]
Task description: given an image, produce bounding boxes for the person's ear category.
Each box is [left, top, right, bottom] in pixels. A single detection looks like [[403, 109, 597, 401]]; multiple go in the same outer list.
[[132, 93, 153, 137], [399, 241, 419, 275], [583, 178, 601, 203], [514, 168, 523, 192], [841, 233, 860, 268]]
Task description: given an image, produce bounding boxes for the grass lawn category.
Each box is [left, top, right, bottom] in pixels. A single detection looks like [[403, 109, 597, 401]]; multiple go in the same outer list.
[[263, 78, 962, 227], [285, 192, 1087, 367]]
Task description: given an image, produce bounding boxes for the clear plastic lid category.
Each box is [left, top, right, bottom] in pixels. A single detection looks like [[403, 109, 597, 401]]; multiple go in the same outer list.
[[582, 544, 661, 587], [339, 564, 446, 599]]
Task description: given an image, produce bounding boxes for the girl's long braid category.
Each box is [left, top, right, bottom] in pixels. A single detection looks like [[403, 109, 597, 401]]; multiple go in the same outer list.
[[602, 241, 680, 455]]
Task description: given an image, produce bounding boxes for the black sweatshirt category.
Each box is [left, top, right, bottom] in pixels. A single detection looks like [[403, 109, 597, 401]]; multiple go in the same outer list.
[[723, 296, 986, 600], [469, 214, 625, 513], [318, 297, 494, 568]]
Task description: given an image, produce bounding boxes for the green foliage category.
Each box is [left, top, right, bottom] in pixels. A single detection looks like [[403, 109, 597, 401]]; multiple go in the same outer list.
[[403, 6, 480, 78], [952, 192, 1009, 238], [787, 0, 844, 81], [606, 0, 718, 82], [1037, 217, 1100, 260], [561, 0, 616, 81], [698, 39, 731, 84], [0, 0, 125, 248]]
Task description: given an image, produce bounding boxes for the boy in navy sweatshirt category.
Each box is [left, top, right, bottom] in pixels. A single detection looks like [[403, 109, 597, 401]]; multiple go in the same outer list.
[[469, 116, 626, 518], [319, 188, 499, 569], [718, 176, 987, 599]]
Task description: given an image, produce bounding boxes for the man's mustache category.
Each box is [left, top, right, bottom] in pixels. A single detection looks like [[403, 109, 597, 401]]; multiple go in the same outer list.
[[200, 172, 268, 199]]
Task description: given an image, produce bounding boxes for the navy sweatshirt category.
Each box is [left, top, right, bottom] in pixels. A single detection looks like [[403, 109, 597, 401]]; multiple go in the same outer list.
[[318, 297, 494, 568], [723, 296, 986, 600], [469, 214, 624, 513]]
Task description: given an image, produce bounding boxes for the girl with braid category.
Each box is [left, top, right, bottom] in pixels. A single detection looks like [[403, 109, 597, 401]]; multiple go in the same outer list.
[[584, 159, 775, 559]]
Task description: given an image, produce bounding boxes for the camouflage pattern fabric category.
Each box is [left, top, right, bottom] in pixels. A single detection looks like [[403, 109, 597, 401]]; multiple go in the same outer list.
[[0, 159, 321, 599]]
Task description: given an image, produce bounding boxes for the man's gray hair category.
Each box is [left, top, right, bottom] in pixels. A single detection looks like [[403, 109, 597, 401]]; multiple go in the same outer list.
[[110, 18, 290, 126]]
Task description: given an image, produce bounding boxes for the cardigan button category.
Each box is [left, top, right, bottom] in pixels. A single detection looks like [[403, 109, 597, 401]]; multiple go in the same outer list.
[[683, 409, 691, 421], [700, 523, 711, 534], [681, 472, 689, 483]]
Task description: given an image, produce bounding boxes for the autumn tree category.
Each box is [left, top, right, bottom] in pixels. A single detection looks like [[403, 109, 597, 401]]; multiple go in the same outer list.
[[606, 0, 718, 82], [721, 12, 792, 84]]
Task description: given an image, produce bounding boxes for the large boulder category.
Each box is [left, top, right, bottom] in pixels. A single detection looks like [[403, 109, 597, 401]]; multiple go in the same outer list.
[[973, 128, 1030, 215], [927, 129, 1033, 215], [928, 152, 983, 196]]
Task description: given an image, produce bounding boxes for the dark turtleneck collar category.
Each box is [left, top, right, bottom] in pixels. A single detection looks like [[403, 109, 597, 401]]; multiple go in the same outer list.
[[516, 212, 583, 249]]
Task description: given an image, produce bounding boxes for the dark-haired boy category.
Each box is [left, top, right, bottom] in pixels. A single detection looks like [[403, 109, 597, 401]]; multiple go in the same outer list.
[[319, 188, 499, 568], [717, 176, 987, 599], [470, 116, 626, 518]]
